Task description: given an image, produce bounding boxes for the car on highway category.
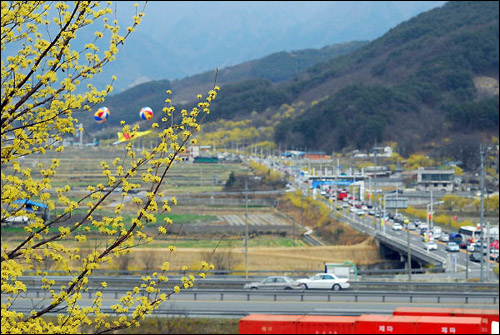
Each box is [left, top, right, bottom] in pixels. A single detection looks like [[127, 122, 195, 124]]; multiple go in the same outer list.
[[468, 242, 489, 254], [432, 227, 442, 240], [469, 252, 484, 263], [449, 233, 463, 244], [490, 249, 499, 262], [445, 242, 460, 252], [421, 232, 434, 242], [439, 232, 449, 242], [297, 273, 350, 291], [423, 241, 438, 251], [406, 222, 416, 231], [392, 222, 403, 231], [243, 276, 304, 290]]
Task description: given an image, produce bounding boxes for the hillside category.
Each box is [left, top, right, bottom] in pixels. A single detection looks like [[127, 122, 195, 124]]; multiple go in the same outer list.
[[78, 41, 367, 135], [80, 1, 499, 169], [274, 1, 499, 159], [198, 1, 498, 164]]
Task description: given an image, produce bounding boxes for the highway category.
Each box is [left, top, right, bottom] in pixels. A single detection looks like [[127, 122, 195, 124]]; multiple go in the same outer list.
[[285, 170, 496, 279], [338, 206, 498, 279], [260, 156, 499, 280], [5, 288, 498, 318]]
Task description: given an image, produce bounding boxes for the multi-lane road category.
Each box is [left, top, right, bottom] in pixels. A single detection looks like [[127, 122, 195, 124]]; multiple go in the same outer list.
[[7, 285, 498, 318], [336, 205, 498, 280]]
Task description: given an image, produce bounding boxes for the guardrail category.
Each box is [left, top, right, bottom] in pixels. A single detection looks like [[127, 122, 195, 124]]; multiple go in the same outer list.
[[20, 267, 450, 277], [5, 307, 392, 318], [17, 275, 499, 292], [12, 287, 499, 305], [303, 233, 323, 246]]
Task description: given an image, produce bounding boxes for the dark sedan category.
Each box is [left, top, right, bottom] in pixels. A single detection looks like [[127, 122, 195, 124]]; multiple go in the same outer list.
[[469, 252, 484, 263]]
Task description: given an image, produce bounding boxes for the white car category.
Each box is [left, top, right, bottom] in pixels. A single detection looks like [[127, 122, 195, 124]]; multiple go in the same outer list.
[[4, 216, 29, 224], [423, 241, 438, 251], [392, 222, 403, 231], [432, 227, 442, 239], [440, 233, 449, 242], [297, 273, 350, 291]]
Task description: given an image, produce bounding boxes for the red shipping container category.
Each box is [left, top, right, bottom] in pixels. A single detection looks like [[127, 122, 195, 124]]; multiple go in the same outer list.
[[355, 315, 420, 334], [296, 315, 357, 334], [416, 316, 483, 334], [452, 308, 499, 334], [393, 307, 498, 334], [239, 314, 302, 334]]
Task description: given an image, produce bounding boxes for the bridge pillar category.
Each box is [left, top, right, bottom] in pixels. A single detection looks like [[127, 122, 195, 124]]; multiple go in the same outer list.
[[401, 255, 423, 272]]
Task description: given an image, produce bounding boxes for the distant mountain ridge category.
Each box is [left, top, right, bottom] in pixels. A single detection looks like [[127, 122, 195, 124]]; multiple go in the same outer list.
[[273, 1, 499, 159], [79, 41, 368, 132], [82, 1, 499, 169], [102, 1, 445, 93]]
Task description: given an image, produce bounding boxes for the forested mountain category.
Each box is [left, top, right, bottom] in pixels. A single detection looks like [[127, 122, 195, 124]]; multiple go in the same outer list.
[[79, 41, 367, 133], [84, 1, 498, 167], [273, 1, 499, 157]]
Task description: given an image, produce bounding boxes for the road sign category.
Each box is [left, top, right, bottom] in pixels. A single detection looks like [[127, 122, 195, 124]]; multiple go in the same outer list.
[[385, 197, 408, 209]]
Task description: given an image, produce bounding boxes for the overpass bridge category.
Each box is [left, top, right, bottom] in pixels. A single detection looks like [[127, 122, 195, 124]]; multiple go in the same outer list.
[[336, 211, 446, 271], [376, 232, 446, 270]]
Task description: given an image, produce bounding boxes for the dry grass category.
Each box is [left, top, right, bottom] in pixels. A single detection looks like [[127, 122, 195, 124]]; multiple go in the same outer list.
[[123, 236, 382, 272]]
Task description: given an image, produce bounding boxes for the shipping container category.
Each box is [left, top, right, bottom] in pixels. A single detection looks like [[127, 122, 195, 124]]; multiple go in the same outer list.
[[394, 307, 498, 334], [239, 314, 301, 334], [452, 308, 499, 334], [356, 315, 420, 334], [417, 316, 483, 334], [296, 315, 357, 334]]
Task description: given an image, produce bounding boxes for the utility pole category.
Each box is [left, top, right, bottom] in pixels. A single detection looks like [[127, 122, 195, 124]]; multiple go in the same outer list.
[[479, 144, 485, 282], [373, 148, 378, 231], [407, 228, 412, 281], [430, 190, 433, 230], [245, 179, 249, 280], [466, 245, 469, 281], [211, 174, 215, 204], [486, 221, 490, 281], [301, 193, 304, 228]]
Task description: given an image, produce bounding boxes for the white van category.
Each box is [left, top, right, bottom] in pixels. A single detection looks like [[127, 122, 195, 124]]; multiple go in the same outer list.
[[432, 226, 442, 239], [4, 216, 29, 225]]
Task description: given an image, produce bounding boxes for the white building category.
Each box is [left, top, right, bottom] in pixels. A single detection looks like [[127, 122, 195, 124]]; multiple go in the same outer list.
[[416, 169, 455, 192]]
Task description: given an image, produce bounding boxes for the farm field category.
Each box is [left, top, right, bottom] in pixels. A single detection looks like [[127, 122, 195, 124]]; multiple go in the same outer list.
[[91, 237, 383, 273], [8, 146, 246, 192], [3, 146, 383, 273]]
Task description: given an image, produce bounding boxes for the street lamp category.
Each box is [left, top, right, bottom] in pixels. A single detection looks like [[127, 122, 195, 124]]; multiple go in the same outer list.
[[426, 191, 443, 231]]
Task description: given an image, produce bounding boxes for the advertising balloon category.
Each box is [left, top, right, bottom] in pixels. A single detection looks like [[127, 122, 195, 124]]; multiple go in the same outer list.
[[94, 107, 110, 124], [139, 107, 154, 120]]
